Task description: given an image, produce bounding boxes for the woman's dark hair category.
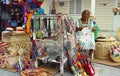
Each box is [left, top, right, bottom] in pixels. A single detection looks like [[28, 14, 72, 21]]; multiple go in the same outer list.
[[82, 10, 90, 16]]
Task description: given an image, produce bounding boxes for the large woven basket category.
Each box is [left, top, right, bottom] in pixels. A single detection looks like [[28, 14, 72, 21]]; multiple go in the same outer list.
[[5, 56, 18, 69], [94, 41, 118, 60], [10, 35, 30, 43], [2, 31, 12, 43], [12, 31, 26, 36]]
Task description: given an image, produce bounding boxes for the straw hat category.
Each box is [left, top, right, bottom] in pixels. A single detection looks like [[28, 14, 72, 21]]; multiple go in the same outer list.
[[6, 27, 13, 31], [89, 16, 96, 20], [98, 33, 107, 38], [2, 31, 12, 36], [16, 27, 24, 31], [12, 31, 26, 36], [97, 34, 115, 42], [116, 28, 120, 40], [108, 36, 116, 41]]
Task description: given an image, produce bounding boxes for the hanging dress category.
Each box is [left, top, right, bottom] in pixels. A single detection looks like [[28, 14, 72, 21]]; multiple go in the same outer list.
[[76, 19, 95, 50]]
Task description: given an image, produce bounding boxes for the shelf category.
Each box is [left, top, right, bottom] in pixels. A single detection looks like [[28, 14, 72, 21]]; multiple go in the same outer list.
[[38, 56, 67, 64]]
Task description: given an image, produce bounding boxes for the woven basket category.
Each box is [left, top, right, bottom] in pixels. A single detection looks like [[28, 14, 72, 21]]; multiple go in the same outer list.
[[21, 69, 40, 76], [12, 31, 26, 36], [7, 47, 19, 56], [110, 44, 120, 62], [21, 68, 52, 76], [116, 28, 120, 40], [94, 41, 118, 60], [2, 31, 12, 36], [111, 55, 120, 63], [10, 35, 30, 43], [5, 56, 18, 69], [2, 31, 12, 43]]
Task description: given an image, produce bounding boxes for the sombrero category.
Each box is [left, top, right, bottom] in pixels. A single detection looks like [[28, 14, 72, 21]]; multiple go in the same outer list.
[[98, 33, 107, 38], [5, 27, 13, 31], [16, 27, 24, 31]]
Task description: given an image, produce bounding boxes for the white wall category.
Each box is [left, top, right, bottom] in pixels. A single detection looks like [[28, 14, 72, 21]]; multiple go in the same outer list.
[[41, 0, 50, 14], [55, 1, 69, 14], [41, 0, 117, 31], [41, 0, 69, 14], [83, 0, 91, 11], [95, 0, 116, 31]]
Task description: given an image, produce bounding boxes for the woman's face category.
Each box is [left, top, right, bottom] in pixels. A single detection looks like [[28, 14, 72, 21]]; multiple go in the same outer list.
[[82, 10, 90, 19]]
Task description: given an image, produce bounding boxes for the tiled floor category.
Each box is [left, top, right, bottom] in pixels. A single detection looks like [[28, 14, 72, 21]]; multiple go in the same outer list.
[[0, 63, 120, 76]]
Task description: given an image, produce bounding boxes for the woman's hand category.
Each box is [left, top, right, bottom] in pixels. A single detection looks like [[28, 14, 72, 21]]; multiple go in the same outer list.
[[92, 27, 96, 32], [76, 26, 87, 32], [79, 26, 87, 30]]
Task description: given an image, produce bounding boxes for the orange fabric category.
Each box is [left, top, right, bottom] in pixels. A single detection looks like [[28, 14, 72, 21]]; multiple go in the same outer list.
[[26, 13, 32, 35]]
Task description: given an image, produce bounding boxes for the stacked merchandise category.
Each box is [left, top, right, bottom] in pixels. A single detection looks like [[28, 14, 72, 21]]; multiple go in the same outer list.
[[0, 42, 9, 68], [94, 35, 120, 66], [1, 30, 32, 72], [31, 14, 68, 75], [20, 14, 95, 76], [62, 15, 95, 76], [95, 36, 118, 60], [2, 30, 12, 43]]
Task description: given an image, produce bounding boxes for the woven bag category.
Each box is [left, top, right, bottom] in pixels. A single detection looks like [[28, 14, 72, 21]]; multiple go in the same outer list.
[[7, 47, 18, 56], [94, 41, 117, 59], [5, 56, 18, 69]]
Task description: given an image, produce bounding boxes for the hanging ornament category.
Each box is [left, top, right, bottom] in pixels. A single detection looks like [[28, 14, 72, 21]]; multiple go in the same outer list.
[[33, 0, 44, 7]]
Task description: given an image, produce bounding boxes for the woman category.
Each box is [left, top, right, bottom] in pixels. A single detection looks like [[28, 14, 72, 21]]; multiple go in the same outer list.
[[76, 10, 97, 59]]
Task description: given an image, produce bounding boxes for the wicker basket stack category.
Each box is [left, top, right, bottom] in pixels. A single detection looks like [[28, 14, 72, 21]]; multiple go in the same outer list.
[[94, 40, 118, 60], [2, 31, 31, 50], [2, 31, 12, 43], [1, 31, 31, 70], [5, 56, 18, 69]]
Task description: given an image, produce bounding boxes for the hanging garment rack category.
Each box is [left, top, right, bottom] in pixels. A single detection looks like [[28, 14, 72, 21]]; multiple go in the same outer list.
[[32, 14, 67, 75]]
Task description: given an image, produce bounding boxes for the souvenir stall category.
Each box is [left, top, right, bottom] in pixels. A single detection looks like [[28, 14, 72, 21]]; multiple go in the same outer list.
[[0, 0, 36, 72], [25, 13, 95, 76], [0, 0, 96, 76]]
